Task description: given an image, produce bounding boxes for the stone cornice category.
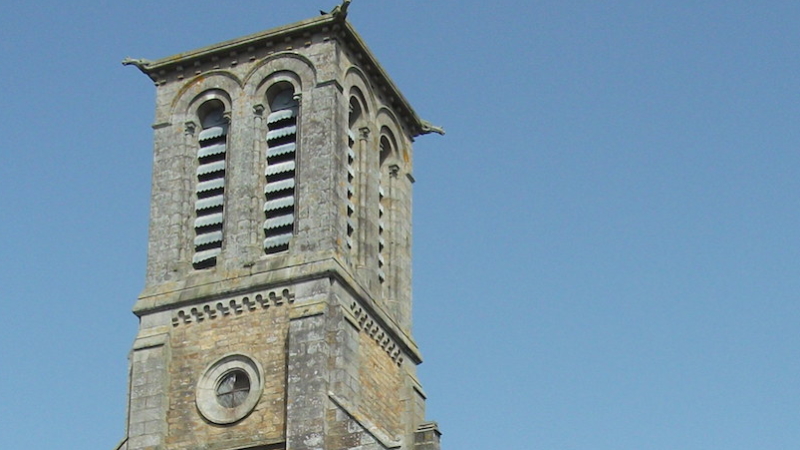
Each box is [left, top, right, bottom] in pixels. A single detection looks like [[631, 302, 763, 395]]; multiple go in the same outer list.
[[134, 253, 422, 364], [337, 21, 444, 138], [170, 287, 295, 327], [122, 12, 442, 138], [124, 15, 333, 76]]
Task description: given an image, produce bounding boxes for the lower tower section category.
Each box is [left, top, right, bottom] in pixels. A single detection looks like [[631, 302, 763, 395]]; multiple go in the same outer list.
[[122, 267, 436, 450]]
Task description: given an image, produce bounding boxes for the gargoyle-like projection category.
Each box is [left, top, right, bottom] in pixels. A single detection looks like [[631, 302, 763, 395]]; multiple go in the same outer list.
[[320, 0, 352, 19]]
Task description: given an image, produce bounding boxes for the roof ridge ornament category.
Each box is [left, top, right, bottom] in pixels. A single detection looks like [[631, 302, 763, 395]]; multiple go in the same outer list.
[[320, 0, 351, 20]]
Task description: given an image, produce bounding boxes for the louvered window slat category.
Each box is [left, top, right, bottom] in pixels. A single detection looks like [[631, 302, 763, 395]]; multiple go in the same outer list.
[[194, 212, 224, 228], [264, 196, 295, 211], [267, 108, 297, 124], [193, 247, 221, 265], [265, 160, 295, 176], [198, 142, 226, 158], [194, 230, 223, 247], [265, 178, 295, 194], [195, 194, 224, 211], [197, 178, 225, 193], [197, 160, 226, 176], [263, 233, 292, 249], [267, 126, 297, 141], [198, 126, 226, 141], [264, 214, 295, 230], [267, 142, 296, 158]]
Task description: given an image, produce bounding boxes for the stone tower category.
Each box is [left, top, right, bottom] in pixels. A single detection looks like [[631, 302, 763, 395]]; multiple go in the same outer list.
[[117, 4, 444, 450]]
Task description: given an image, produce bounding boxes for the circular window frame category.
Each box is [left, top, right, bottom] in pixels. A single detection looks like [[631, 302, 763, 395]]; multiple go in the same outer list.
[[196, 353, 263, 425]]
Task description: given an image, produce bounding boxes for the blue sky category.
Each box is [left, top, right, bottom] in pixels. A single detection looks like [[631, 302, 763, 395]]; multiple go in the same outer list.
[[1, 1, 798, 449]]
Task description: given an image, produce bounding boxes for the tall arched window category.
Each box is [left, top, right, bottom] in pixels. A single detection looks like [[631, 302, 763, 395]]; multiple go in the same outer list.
[[263, 84, 299, 254], [346, 95, 363, 253], [193, 100, 228, 269], [378, 130, 397, 288]]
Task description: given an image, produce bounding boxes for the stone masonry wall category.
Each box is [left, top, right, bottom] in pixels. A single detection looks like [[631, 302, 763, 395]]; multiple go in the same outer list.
[[359, 330, 403, 438], [166, 299, 290, 450]]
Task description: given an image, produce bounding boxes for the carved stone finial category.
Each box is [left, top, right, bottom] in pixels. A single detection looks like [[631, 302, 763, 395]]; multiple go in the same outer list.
[[419, 119, 445, 136], [122, 57, 153, 73]]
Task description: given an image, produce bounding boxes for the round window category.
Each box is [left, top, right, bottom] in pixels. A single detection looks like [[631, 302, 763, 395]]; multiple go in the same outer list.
[[196, 354, 263, 424], [216, 369, 251, 408]]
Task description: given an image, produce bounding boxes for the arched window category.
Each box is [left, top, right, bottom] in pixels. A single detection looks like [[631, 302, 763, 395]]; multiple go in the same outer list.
[[345, 95, 363, 252], [377, 130, 397, 287], [263, 84, 299, 254], [193, 100, 228, 269]]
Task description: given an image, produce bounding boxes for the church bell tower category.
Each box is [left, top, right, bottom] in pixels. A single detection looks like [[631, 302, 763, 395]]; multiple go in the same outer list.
[[118, 3, 444, 450]]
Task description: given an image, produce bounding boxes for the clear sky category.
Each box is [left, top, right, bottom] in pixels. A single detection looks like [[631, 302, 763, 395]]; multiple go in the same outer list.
[[1, 1, 798, 449]]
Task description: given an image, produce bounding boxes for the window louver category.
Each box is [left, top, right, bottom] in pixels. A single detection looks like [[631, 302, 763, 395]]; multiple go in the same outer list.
[[264, 91, 298, 254], [264, 214, 295, 230], [378, 145, 387, 287], [194, 230, 223, 247], [345, 126, 356, 251], [194, 117, 227, 269], [195, 194, 224, 211], [199, 126, 226, 141]]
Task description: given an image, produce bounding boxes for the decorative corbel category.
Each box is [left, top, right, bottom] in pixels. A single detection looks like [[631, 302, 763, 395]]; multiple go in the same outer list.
[[184, 121, 197, 136], [358, 126, 371, 141], [292, 93, 303, 106], [388, 164, 400, 178], [253, 104, 265, 117]]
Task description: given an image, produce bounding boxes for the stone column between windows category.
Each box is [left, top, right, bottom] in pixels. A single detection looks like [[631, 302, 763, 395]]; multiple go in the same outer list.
[[251, 104, 266, 254]]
